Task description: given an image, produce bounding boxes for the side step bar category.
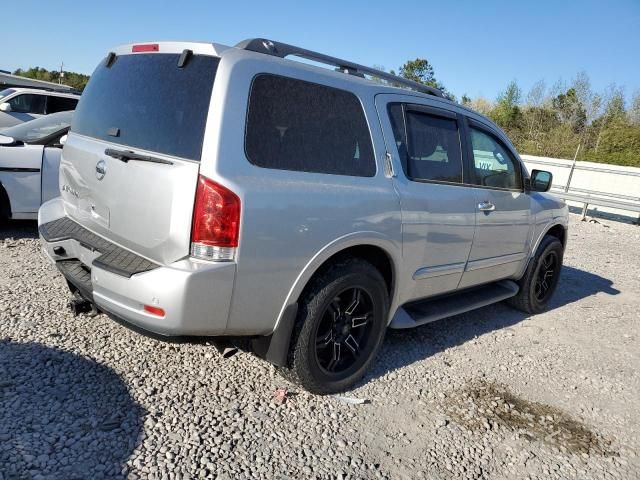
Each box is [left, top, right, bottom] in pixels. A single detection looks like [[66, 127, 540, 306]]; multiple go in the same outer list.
[[389, 280, 519, 329]]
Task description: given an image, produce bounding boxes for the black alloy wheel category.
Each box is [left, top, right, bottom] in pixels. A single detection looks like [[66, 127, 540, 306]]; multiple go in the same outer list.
[[282, 258, 389, 394], [534, 250, 559, 303], [314, 287, 375, 376]]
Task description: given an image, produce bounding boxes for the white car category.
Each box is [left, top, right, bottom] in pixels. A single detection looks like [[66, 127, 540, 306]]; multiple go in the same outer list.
[[0, 88, 79, 129], [0, 111, 72, 221]]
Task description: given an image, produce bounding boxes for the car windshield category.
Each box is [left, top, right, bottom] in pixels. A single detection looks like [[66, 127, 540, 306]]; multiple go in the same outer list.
[[0, 88, 15, 101], [0, 110, 73, 143]]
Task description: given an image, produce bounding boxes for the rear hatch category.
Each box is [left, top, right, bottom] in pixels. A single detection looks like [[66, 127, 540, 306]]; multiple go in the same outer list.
[[59, 42, 221, 264]]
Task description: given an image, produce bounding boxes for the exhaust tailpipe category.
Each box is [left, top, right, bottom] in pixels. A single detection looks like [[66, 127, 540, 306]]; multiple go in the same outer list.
[[212, 340, 239, 359], [222, 347, 239, 358]]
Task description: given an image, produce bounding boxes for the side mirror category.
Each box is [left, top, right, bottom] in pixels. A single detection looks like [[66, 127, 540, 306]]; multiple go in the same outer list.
[[0, 135, 23, 146], [59, 134, 68, 146], [0, 102, 11, 112], [530, 169, 553, 192]]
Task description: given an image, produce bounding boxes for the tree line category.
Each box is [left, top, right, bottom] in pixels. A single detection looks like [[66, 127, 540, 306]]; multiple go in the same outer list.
[[13, 61, 639, 167], [12, 67, 89, 91], [461, 74, 640, 167], [382, 59, 639, 167]]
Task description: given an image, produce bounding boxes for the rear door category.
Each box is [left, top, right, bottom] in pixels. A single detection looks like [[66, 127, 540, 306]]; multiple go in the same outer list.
[[458, 119, 531, 288], [59, 43, 220, 264], [376, 95, 477, 301]]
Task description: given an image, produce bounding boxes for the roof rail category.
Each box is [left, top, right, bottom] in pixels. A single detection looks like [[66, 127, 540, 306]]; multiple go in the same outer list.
[[235, 38, 445, 98]]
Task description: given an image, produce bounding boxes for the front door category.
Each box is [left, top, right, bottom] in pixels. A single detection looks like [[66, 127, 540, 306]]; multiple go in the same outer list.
[[0, 93, 47, 128], [459, 121, 531, 288], [376, 95, 477, 301]]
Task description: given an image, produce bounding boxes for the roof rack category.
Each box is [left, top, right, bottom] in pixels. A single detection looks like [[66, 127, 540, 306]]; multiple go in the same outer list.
[[235, 38, 445, 98]]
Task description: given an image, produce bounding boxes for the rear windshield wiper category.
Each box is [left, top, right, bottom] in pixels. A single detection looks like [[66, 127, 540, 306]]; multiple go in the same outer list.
[[104, 148, 174, 165]]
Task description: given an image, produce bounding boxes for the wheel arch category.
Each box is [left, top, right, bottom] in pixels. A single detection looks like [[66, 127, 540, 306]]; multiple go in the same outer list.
[[253, 233, 401, 367], [545, 223, 567, 249], [281, 233, 400, 325], [0, 182, 11, 219]]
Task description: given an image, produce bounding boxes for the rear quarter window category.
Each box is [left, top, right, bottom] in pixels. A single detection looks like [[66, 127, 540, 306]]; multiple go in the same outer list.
[[47, 96, 78, 114], [245, 74, 375, 177]]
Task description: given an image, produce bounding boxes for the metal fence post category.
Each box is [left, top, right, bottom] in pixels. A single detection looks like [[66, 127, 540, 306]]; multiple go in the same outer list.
[[565, 144, 581, 192], [581, 203, 589, 221]]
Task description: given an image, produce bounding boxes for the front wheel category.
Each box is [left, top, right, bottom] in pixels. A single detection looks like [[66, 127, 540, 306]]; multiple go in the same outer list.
[[282, 258, 389, 394], [508, 235, 564, 314]]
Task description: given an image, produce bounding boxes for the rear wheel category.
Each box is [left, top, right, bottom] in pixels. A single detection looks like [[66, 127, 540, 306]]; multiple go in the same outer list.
[[282, 258, 389, 394], [508, 235, 563, 314]]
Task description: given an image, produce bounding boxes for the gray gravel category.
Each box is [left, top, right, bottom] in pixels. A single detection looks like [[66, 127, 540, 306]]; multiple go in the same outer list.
[[1, 214, 639, 479]]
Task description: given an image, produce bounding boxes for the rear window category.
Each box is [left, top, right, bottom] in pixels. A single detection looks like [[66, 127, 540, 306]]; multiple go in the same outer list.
[[71, 53, 219, 161], [245, 74, 375, 177]]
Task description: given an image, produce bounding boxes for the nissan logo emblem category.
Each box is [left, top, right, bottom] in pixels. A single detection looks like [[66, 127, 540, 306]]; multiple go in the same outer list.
[[95, 160, 107, 180]]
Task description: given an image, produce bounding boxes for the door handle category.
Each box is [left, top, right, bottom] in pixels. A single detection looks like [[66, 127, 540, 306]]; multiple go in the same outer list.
[[477, 201, 495, 212]]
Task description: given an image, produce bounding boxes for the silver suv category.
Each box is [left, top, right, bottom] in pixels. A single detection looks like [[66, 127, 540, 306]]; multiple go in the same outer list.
[[39, 39, 568, 393]]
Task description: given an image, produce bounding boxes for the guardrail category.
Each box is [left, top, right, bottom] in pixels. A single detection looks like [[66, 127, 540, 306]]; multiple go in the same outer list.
[[522, 156, 640, 222]]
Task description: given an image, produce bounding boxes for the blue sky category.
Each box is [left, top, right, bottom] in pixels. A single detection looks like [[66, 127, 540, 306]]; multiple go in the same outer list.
[[2, 0, 639, 101]]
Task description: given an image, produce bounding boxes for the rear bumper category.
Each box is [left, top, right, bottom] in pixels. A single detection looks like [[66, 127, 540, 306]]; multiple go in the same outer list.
[[39, 199, 236, 337]]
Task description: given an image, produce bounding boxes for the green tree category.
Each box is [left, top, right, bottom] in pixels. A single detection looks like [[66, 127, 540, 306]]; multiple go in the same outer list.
[[398, 58, 452, 99], [399, 58, 435, 85], [552, 87, 587, 133], [489, 80, 523, 129], [628, 90, 640, 126]]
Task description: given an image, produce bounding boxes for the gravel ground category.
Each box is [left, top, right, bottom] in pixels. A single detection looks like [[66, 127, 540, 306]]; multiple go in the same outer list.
[[0, 213, 638, 479]]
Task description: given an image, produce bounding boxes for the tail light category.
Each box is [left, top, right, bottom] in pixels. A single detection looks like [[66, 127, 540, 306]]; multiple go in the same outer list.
[[190, 175, 240, 261]]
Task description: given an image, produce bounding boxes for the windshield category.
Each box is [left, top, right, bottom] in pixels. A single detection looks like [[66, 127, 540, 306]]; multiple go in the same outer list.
[[0, 88, 15, 101], [0, 110, 72, 142], [71, 53, 219, 161]]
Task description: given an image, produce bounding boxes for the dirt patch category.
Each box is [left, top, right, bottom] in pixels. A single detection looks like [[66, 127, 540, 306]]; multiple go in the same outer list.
[[442, 380, 616, 456]]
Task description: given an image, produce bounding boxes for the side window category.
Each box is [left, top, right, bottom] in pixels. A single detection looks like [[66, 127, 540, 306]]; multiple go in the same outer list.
[[47, 96, 78, 113], [470, 127, 522, 190], [245, 74, 375, 177], [8, 94, 46, 114], [396, 108, 462, 184]]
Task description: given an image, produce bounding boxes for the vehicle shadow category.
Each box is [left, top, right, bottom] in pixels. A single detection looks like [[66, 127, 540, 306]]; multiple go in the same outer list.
[[567, 205, 639, 225], [365, 265, 620, 383], [0, 220, 38, 241], [0, 340, 144, 479]]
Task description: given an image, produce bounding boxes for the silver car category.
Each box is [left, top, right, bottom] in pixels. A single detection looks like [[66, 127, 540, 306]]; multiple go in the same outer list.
[[38, 39, 568, 393]]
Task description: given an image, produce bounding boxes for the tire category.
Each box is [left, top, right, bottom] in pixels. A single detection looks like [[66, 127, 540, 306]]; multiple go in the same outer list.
[[507, 235, 564, 314], [280, 258, 389, 394]]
